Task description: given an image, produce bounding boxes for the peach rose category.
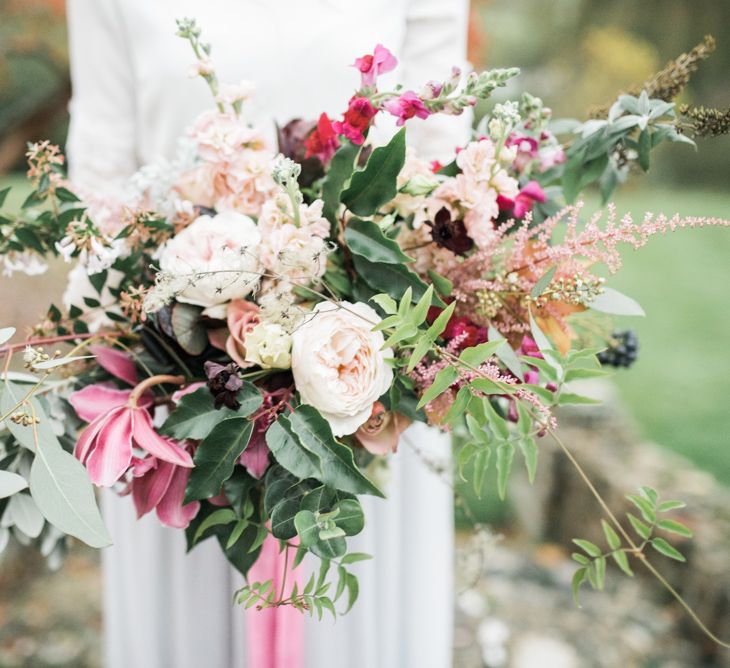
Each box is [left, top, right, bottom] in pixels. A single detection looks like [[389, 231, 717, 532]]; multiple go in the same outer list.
[[209, 300, 260, 368], [355, 402, 411, 455], [291, 301, 393, 436]]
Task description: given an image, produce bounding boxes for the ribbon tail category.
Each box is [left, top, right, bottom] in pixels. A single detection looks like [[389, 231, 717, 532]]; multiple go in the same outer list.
[[245, 534, 304, 668]]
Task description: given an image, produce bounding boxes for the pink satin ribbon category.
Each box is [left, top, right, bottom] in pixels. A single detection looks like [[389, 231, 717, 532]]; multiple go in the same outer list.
[[245, 534, 304, 668]]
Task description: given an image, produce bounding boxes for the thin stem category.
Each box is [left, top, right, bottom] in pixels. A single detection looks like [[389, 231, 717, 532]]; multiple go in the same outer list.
[[129, 374, 185, 407]]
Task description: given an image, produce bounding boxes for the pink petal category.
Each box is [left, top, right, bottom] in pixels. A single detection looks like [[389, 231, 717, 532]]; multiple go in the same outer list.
[[131, 458, 175, 518], [156, 466, 200, 529], [207, 327, 229, 352], [84, 407, 134, 486], [74, 410, 113, 463], [521, 180, 546, 203], [240, 434, 270, 479], [69, 384, 132, 423], [90, 345, 139, 386], [132, 409, 194, 468], [171, 381, 205, 404]]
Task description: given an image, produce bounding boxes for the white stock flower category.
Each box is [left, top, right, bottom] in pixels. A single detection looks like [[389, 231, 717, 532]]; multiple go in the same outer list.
[[291, 301, 394, 437], [158, 211, 261, 307]]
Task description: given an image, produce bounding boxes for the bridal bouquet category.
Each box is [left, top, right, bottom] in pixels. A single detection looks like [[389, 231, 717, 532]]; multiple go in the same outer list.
[[1, 21, 728, 626]]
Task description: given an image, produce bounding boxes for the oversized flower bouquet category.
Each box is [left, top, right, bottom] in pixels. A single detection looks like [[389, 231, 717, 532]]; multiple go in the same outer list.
[[1, 21, 729, 633]]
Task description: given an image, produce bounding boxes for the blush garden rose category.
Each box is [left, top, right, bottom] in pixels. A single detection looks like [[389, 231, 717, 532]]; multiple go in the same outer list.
[[291, 301, 394, 436]]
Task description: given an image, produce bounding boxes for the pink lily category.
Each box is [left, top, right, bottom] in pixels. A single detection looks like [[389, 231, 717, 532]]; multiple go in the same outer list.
[[383, 91, 431, 126], [70, 374, 192, 487], [130, 450, 200, 529], [353, 44, 397, 88]]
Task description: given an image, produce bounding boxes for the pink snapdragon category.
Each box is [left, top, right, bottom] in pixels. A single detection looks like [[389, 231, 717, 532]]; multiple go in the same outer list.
[[383, 91, 431, 126], [333, 96, 377, 145], [304, 113, 340, 163], [497, 180, 546, 219], [354, 44, 397, 88]]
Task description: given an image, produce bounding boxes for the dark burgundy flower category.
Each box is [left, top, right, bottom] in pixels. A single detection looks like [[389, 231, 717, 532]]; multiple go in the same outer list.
[[204, 361, 243, 410], [427, 207, 474, 255]]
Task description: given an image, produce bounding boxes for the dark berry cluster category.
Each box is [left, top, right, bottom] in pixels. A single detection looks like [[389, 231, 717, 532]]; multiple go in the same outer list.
[[598, 330, 639, 368]]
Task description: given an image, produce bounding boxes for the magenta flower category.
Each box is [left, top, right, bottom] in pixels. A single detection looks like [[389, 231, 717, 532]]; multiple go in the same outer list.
[[383, 91, 430, 126], [70, 379, 193, 487], [353, 44, 397, 88], [304, 113, 341, 164], [333, 96, 377, 145], [497, 180, 546, 219], [130, 452, 199, 529]]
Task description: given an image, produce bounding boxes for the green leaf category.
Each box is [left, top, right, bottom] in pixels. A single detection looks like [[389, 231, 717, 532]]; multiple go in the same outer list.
[[626, 494, 656, 523], [640, 486, 658, 505], [226, 518, 250, 549], [589, 288, 645, 317], [518, 436, 538, 484], [266, 418, 321, 480], [342, 128, 406, 216], [340, 552, 372, 565], [332, 499, 365, 536], [594, 555, 607, 590], [294, 510, 319, 547], [424, 302, 456, 342], [427, 270, 453, 297], [496, 441, 515, 500], [271, 496, 305, 540], [370, 294, 397, 315], [530, 265, 557, 299], [571, 568, 586, 606], [161, 386, 262, 440], [171, 303, 208, 356], [558, 392, 602, 406], [352, 254, 431, 305], [0, 187, 10, 208], [185, 418, 254, 503], [416, 366, 458, 410], [601, 520, 621, 551], [194, 508, 237, 543], [627, 513, 652, 540], [488, 327, 523, 381], [650, 537, 686, 562], [344, 218, 413, 264], [322, 140, 360, 227], [612, 549, 633, 577], [343, 572, 359, 613], [573, 538, 602, 558], [656, 519, 693, 538], [459, 341, 504, 368], [287, 406, 384, 497], [638, 128, 651, 172], [1, 380, 57, 452], [658, 500, 686, 513]]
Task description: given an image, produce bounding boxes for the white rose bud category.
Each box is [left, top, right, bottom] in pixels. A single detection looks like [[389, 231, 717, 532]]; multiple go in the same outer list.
[[244, 322, 292, 369]]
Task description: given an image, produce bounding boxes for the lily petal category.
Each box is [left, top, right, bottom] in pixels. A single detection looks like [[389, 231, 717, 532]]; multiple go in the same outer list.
[[156, 466, 200, 529], [84, 406, 134, 486], [69, 384, 132, 423], [132, 409, 194, 468], [90, 345, 139, 386], [131, 458, 175, 518]]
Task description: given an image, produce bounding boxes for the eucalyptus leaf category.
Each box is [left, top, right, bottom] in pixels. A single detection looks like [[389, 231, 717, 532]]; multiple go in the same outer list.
[[0, 327, 15, 346], [589, 288, 645, 317], [3, 493, 44, 538], [0, 470, 28, 498]]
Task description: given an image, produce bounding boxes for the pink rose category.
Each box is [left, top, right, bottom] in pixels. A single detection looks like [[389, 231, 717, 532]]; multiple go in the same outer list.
[[209, 300, 261, 368], [355, 402, 411, 455]]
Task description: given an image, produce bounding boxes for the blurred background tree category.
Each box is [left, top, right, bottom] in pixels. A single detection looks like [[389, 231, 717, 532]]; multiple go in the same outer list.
[[0, 0, 69, 173]]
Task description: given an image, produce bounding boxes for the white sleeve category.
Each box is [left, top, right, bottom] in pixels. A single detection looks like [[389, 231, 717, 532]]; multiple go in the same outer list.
[[400, 0, 473, 160], [66, 0, 138, 194]]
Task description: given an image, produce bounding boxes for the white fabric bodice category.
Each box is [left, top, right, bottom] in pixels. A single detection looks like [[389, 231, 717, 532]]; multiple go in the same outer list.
[[67, 0, 471, 191]]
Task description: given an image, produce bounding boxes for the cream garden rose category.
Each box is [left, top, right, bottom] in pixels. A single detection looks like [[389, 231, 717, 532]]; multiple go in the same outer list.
[[244, 321, 292, 369], [291, 301, 394, 437], [157, 211, 261, 307]]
